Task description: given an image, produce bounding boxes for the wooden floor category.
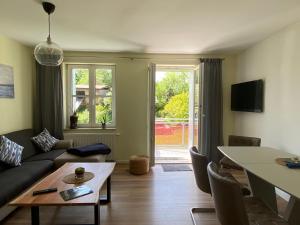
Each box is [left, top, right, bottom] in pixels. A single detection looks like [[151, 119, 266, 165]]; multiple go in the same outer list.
[[1, 164, 287, 225]]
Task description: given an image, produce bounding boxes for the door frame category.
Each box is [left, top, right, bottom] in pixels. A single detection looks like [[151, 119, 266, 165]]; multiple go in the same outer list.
[[148, 64, 200, 165], [148, 63, 156, 166]]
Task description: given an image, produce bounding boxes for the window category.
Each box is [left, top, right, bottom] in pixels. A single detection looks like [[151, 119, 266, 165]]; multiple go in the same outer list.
[[68, 64, 116, 128]]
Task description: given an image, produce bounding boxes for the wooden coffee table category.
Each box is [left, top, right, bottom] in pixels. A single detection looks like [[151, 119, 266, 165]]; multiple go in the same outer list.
[[10, 162, 116, 225]]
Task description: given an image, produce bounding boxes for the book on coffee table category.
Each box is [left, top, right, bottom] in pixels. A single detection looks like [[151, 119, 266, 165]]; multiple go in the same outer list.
[[60, 185, 93, 201]]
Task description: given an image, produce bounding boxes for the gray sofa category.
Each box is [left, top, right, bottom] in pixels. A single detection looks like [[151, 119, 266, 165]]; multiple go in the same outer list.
[[0, 129, 70, 214]]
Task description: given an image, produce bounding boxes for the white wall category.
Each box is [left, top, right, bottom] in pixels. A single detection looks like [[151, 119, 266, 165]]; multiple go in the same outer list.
[[235, 21, 300, 155]]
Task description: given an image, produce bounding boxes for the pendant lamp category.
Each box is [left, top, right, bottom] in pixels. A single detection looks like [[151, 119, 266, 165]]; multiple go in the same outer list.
[[34, 2, 63, 66]]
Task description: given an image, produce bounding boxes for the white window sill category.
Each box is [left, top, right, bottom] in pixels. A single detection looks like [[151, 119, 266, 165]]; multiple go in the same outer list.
[[64, 127, 117, 133]]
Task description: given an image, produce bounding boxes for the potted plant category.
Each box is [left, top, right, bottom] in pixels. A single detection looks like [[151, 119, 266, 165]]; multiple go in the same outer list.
[[97, 102, 111, 129], [70, 111, 78, 129], [75, 167, 85, 179], [100, 112, 108, 129]]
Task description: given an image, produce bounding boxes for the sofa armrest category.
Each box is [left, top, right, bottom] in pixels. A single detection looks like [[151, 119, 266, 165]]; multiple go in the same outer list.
[[53, 140, 73, 150]]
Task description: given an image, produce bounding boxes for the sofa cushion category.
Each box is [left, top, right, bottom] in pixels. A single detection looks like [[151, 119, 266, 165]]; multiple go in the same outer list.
[[53, 140, 73, 150], [4, 129, 39, 160], [0, 162, 12, 173], [0, 160, 53, 206], [54, 152, 107, 168], [25, 149, 66, 162]]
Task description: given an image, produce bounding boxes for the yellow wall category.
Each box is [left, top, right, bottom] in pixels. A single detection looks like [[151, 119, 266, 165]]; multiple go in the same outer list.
[[234, 21, 300, 155], [63, 52, 236, 161], [0, 36, 34, 134]]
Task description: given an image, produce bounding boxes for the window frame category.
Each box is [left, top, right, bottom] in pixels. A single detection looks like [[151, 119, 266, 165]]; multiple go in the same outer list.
[[67, 64, 116, 128]]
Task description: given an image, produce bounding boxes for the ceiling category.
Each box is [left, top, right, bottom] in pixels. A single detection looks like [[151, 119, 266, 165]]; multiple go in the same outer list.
[[1, 0, 300, 54]]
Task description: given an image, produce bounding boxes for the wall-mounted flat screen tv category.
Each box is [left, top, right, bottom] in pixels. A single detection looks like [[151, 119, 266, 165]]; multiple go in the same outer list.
[[231, 79, 263, 112]]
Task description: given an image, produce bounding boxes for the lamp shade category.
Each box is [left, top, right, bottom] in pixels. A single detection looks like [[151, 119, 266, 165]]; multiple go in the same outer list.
[[34, 39, 63, 66]]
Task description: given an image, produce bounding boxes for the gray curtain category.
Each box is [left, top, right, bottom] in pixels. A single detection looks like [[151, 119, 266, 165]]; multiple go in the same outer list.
[[34, 62, 64, 139], [148, 63, 156, 166], [200, 58, 223, 163]]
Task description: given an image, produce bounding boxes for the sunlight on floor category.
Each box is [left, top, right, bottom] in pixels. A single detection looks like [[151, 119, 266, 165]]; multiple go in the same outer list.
[[155, 146, 191, 163]]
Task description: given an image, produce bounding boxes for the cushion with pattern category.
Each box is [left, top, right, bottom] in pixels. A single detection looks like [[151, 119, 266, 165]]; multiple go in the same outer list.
[[0, 136, 23, 166], [31, 128, 59, 152]]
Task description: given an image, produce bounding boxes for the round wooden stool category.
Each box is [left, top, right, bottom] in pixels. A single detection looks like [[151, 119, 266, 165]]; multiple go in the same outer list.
[[129, 155, 149, 175]]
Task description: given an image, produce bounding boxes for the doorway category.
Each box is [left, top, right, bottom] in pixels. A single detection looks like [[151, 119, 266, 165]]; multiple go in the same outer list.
[[153, 65, 200, 163]]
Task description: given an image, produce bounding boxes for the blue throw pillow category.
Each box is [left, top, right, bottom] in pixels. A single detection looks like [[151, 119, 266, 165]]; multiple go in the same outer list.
[[67, 143, 111, 156], [0, 136, 23, 166]]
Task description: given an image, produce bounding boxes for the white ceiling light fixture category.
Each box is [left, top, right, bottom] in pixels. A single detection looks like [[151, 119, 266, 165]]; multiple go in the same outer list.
[[34, 1, 63, 66]]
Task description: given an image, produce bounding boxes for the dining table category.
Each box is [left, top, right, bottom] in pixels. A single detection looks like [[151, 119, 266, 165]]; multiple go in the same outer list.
[[218, 146, 300, 225]]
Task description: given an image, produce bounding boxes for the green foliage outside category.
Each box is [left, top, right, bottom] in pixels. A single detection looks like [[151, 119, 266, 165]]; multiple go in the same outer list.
[[74, 69, 112, 86], [96, 69, 112, 86], [73, 68, 113, 125], [162, 92, 189, 119], [96, 96, 112, 124], [74, 69, 89, 85], [77, 108, 89, 124], [155, 71, 189, 120], [76, 98, 113, 125]]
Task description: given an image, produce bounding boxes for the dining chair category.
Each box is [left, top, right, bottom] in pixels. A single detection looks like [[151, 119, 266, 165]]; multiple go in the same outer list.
[[189, 147, 214, 225], [189, 147, 250, 225], [220, 135, 261, 170], [207, 161, 288, 225]]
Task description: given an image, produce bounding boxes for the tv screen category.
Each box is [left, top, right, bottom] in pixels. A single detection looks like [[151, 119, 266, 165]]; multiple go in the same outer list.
[[231, 79, 263, 112]]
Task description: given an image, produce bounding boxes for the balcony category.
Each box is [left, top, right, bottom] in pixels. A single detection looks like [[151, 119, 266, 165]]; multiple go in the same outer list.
[[155, 118, 198, 163]]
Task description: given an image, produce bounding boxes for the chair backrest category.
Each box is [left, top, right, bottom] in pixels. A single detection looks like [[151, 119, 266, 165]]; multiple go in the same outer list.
[[207, 162, 249, 225], [228, 135, 261, 147], [189, 147, 211, 194]]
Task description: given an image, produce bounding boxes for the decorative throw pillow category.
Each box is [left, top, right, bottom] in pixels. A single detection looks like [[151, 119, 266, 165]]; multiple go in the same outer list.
[[0, 136, 23, 166], [31, 128, 59, 152]]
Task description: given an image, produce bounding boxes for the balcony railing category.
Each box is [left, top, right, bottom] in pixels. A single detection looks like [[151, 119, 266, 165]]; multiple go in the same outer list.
[[155, 118, 198, 147]]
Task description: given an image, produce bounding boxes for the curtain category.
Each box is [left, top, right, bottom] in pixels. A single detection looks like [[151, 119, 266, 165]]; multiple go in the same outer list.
[[148, 63, 156, 166], [34, 62, 64, 139], [200, 58, 223, 162]]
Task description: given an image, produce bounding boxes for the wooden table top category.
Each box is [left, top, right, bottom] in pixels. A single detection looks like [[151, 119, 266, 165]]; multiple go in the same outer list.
[[10, 162, 116, 206]]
